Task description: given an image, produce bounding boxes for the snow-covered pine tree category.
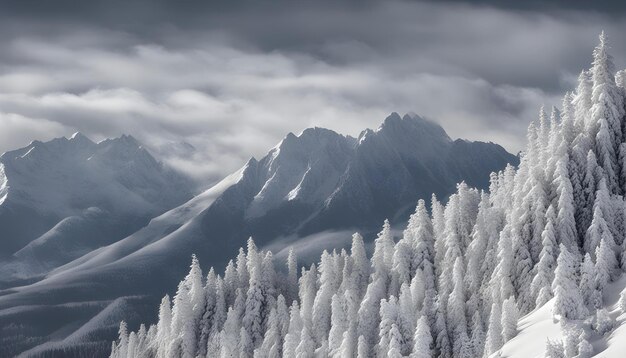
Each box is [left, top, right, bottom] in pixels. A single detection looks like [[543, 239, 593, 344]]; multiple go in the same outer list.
[[483, 302, 503, 357], [553, 244, 587, 320], [579, 253, 602, 309], [501, 296, 519, 342], [531, 210, 558, 306], [411, 315, 432, 358]]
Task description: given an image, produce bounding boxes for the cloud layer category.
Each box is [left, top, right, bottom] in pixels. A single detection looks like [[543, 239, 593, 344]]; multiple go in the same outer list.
[[0, 1, 624, 183]]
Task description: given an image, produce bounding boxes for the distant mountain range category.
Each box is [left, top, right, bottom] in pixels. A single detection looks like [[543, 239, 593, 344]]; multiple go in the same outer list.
[[0, 113, 518, 357], [0, 133, 194, 282]]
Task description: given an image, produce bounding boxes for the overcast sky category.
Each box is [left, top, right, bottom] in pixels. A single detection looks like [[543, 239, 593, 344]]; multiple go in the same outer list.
[[0, 0, 625, 183]]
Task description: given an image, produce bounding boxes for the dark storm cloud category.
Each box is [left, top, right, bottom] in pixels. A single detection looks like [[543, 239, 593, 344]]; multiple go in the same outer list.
[[0, 0, 624, 183]]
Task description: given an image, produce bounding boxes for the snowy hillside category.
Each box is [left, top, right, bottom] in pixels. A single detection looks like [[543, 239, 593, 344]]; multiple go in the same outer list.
[[0, 114, 516, 356], [496, 275, 626, 358], [0, 133, 193, 280], [104, 33, 626, 358]]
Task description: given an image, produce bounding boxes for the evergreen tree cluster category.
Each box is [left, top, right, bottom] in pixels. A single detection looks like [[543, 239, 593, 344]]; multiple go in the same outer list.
[[111, 33, 626, 358]]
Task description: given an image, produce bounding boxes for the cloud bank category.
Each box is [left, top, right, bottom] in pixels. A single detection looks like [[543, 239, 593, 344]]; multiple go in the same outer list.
[[0, 1, 624, 183]]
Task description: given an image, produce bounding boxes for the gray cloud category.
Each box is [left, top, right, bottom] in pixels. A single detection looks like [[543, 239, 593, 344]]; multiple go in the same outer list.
[[0, 1, 623, 184]]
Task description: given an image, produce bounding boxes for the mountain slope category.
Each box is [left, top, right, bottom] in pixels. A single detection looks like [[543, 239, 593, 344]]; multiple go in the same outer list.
[[0, 133, 194, 281], [494, 274, 626, 358], [0, 113, 518, 357]]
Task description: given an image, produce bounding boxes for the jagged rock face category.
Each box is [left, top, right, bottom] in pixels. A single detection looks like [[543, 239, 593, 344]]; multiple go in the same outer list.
[[231, 112, 518, 240]]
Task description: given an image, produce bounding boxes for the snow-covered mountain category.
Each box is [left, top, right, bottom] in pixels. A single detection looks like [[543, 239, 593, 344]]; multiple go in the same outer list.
[[104, 33, 626, 358], [226, 112, 516, 242], [0, 133, 194, 280], [0, 113, 516, 357]]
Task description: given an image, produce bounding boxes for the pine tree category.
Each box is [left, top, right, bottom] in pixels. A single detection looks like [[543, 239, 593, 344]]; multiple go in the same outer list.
[[446, 257, 467, 345], [432, 194, 446, 278], [387, 324, 404, 358], [490, 227, 515, 306], [593, 308, 614, 334], [257, 304, 284, 358], [156, 295, 172, 357], [169, 279, 196, 358], [312, 251, 340, 344], [531, 215, 558, 306], [287, 248, 299, 304], [545, 339, 565, 358], [563, 327, 580, 358], [552, 244, 587, 320], [197, 268, 217, 356], [187, 255, 205, 319], [220, 297, 243, 357], [328, 293, 348, 355], [483, 302, 503, 357], [501, 296, 519, 342], [236, 248, 249, 292], [295, 325, 316, 358], [372, 219, 395, 286], [466, 192, 498, 315], [595, 237, 617, 291], [411, 316, 432, 358], [349, 233, 370, 299], [242, 265, 266, 354], [591, 32, 624, 193], [116, 321, 129, 358], [337, 323, 357, 358], [434, 309, 452, 358], [398, 283, 416, 352], [579, 253, 601, 309], [213, 278, 228, 335], [224, 260, 239, 304], [283, 302, 303, 358], [356, 335, 369, 358], [299, 264, 318, 331], [470, 311, 485, 358], [356, 277, 386, 351], [574, 70, 592, 133], [398, 199, 435, 289]]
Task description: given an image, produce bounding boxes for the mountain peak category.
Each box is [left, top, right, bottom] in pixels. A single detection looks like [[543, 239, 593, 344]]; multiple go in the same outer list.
[[68, 131, 96, 147], [376, 112, 451, 143], [299, 126, 338, 138], [379, 112, 403, 130], [97, 134, 143, 152], [275, 127, 346, 155], [70, 131, 86, 140]]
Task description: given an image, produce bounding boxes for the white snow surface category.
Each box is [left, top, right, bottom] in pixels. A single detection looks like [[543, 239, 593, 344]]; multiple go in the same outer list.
[[494, 275, 626, 358], [0, 163, 7, 206]]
